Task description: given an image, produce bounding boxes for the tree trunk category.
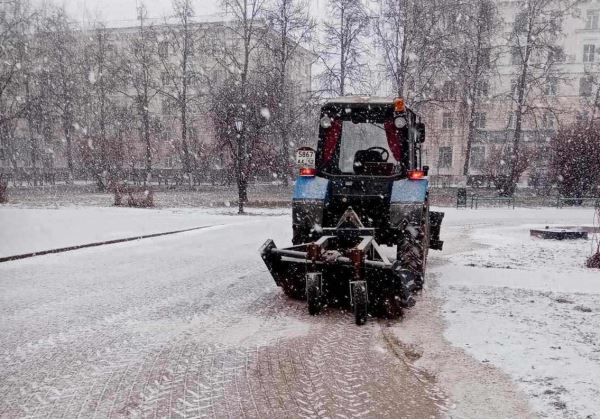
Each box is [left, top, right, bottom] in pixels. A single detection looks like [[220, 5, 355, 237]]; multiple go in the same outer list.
[[64, 118, 74, 185], [508, 25, 533, 196], [143, 105, 152, 183], [463, 104, 478, 177], [280, 128, 290, 186]]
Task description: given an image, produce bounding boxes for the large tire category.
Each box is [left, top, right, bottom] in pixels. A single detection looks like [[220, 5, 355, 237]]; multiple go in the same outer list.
[[397, 205, 430, 290], [380, 295, 403, 319], [307, 281, 322, 315], [306, 273, 322, 315], [353, 282, 368, 325], [281, 277, 305, 300]]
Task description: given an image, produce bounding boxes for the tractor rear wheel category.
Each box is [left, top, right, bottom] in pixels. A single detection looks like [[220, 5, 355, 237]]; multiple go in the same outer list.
[[306, 273, 322, 315], [397, 207, 430, 290], [281, 277, 305, 300]]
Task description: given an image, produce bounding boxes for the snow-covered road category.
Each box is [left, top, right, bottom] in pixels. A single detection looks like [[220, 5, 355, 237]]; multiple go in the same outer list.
[[0, 208, 442, 418], [1, 205, 598, 418]]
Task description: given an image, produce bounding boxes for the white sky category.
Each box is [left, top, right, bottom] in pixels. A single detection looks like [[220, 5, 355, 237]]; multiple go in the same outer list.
[[35, 0, 329, 27]]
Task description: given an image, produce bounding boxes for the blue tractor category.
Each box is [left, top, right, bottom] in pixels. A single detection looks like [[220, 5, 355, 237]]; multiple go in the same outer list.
[[260, 96, 444, 325]]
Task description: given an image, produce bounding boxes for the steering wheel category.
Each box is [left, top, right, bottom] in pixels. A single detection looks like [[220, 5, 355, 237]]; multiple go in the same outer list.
[[365, 146, 389, 162]]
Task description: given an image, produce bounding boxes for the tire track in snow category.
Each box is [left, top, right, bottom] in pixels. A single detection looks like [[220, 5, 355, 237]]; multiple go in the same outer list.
[[1, 216, 444, 418]]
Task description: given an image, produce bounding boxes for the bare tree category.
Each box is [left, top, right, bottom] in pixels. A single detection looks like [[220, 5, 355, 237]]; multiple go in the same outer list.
[[550, 120, 600, 198], [209, 0, 270, 214], [372, 0, 452, 104], [38, 7, 83, 184], [0, 1, 35, 180], [457, 0, 500, 176], [503, 0, 575, 194], [117, 4, 161, 182], [79, 24, 122, 190], [263, 0, 315, 184], [319, 0, 368, 96], [158, 0, 206, 184]]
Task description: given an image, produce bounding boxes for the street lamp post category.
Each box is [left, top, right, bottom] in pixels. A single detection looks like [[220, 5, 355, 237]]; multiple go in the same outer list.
[[234, 118, 245, 214]]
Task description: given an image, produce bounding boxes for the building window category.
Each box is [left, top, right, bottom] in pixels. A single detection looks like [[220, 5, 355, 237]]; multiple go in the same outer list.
[[510, 78, 519, 95], [477, 80, 490, 97], [514, 12, 527, 34], [438, 147, 453, 168], [576, 110, 590, 123], [474, 112, 487, 129], [442, 112, 454, 129], [470, 146, 485, 170], [480, 48, 491, 67], [161, 72, 170, 86], [511, 47, 523, 65], [42, 152, 54, 168], [161, 99, 173, 115], [441, 81, 456, 100], [584, 44, 595, 62], [211, 68, 225, 82], [186, 72, 198, 85], [548, 46, 565, 63], [586, 10, 599, 30], [165, 156, 176, 168], [507, 112, 516, 129], [159, 41, 169, 57], [580, 75, 594, 96], [542, 112, 555, 129], [543, 78, 557, 95]]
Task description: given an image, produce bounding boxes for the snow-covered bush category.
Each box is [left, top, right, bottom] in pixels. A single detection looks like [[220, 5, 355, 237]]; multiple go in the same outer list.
[[480, 144, 532, 196], [112, 183, 154, 208], [550, 122, 600, 199]]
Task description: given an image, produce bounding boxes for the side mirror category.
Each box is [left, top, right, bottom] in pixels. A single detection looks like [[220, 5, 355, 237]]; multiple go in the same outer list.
[[416, 122, 426, 143]]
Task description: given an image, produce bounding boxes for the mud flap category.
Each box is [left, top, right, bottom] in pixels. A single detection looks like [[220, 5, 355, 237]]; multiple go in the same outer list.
[[306, 272, 323, 315], [429, 211, 445, 250]]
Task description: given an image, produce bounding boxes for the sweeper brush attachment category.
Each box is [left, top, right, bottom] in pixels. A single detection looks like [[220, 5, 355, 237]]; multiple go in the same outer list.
[[261, 209, 418, 325]]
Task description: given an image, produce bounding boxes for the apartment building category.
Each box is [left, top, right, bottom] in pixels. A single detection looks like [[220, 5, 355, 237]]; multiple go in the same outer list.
[[423, 0, 597, 188]]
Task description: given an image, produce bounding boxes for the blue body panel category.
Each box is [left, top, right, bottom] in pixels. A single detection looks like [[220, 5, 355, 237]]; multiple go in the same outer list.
[[390, 179, 428, 203], [293, 176, 330, 200]]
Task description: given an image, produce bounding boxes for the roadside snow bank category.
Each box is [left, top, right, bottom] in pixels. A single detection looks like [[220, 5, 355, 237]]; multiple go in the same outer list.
[[434, 208, 600, 419]]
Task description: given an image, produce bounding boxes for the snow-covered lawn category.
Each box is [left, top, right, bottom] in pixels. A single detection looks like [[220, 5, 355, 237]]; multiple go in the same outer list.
[[0, 206, 288, 258], [433, 207, 600, 419]]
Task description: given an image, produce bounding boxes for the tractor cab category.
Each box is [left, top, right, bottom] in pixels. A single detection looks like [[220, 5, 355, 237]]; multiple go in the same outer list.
[[294, 97, 429, 247], [314, 96, 426, 179]]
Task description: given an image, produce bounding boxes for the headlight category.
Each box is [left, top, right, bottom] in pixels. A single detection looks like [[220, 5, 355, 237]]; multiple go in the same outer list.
[[320, 116, 332, 128], [394, 116, 407, 128]]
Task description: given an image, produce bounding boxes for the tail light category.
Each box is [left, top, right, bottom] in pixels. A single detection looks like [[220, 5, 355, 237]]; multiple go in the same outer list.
[[300, 167, 316, 177], [407, 169, 426, 180]]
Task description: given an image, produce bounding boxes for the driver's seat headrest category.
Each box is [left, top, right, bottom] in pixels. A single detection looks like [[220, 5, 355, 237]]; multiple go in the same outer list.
[[353, 149, 384, 174]]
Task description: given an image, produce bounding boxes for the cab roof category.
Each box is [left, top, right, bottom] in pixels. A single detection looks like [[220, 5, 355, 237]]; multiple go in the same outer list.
[[324, 96, 398, 105], [322, 96, 416, 114]]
